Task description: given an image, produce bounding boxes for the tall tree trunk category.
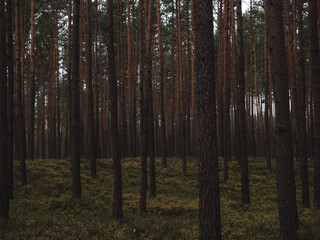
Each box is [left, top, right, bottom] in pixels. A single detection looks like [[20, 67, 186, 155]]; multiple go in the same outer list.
[[39, 49, 46, 159], [6, 0, 14, 200], [223, 0, 230, 182], [27, 0, 35, 160], [156, 0, 167, 168], [264, 2, 271, 170], [249, 0, 256, 158], [119, 0, 127, 159], [65, 0, 72, 159], [185, 0, 191, 157], [71, 0, 81, 199], [236, 0, 250, 204], [170, 0, 175, 157], [139, 0, 147, 215], [86, 0, 97, 178], [297, 0, 310, 208], [217, 0, 224, 158], [15, 0, 27, 185], [107, 0, 122, 220], [308, 0, 320, 209], [231, 0, 240, 163], [131, 1, 137, 158], [194, 1, 221, 239], [266, 0, 299, 238], [0, 0, 9, 226], [145, 0, 156, 198], [283, 0, 299, 166], [55, 0, 61, 159]]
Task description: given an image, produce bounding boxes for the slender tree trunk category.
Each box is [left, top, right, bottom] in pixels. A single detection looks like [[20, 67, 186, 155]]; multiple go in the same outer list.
[[308, 0, 320, 209], [27, 0, 35, 160], [0, 0, 9, 226], [237, 0, 250, 204], [170, 0, 175, 157], [249, 0, 256, 158], [71, 0, 81, 199], [156, 0, 167, 168], [296, 0, 310, 208], [139, 0, 147, 214], [39, 49, 46, 159], [55, 0, 61, 159], [107, 0, 122, 220], [231, 0, 240, 163], [194, 1, 221, 239], [185, 0, 191, 157], [284, 0, 299, 166], [223, 0, 230, 182], [6, 0, 14, 200], [145, 0, 156, 198], [86, 0, 96, 178], [65, 0, 72, 158], [217, 0, 224, 158], [15, 0, 27, 185], [266, 0, 299, 238], [264, 2, 271, 170], [131, 1, 137, 158]]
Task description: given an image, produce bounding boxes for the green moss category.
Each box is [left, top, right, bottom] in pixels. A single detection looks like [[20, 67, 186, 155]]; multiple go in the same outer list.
[[1, 156, 319, 239]]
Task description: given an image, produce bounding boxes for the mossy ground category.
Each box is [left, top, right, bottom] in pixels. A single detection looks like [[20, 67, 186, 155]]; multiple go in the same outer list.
[[0, 156, 319, 239]]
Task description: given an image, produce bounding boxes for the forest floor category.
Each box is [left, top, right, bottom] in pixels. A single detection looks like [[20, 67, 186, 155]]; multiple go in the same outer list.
[[0, 155, 319, 239]]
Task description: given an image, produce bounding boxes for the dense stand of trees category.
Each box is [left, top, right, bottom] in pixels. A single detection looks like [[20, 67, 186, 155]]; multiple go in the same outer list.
[[0, 0, 319, 238]]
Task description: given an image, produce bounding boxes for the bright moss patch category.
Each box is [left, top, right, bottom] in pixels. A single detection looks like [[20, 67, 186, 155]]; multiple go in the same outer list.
[[0, 156, 319, 239]]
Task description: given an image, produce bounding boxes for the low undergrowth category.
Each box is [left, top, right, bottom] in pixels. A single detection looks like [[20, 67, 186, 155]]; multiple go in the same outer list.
[[0, 155, 319, 239]]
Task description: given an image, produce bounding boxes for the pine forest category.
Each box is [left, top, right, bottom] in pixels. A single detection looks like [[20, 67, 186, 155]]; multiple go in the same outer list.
[[0, 0, 320, 239]]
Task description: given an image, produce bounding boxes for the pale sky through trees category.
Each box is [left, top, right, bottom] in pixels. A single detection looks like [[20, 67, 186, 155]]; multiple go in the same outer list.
[[242, 0, 250, 13]]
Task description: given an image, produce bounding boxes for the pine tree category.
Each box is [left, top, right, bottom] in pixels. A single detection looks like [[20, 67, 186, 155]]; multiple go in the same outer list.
[[194, 0, 221, 239]]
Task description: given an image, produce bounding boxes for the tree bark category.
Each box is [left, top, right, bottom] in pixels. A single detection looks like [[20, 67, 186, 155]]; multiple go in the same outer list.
[[0, 0, 9, 226], [223, 0, 230, 182], [236, 0, 250, 204], [139, 0, 147, 215], [15, 0, 27, 186], [266, 0, 299, 238], [71, 0, 81, 199], [297, 0, 310, 208], [157, 0, 167, 168], [194, 0, 222, 239], [264, 2, 271, 170], [145, 0, 156, 198], [249, 0, 256, 158], [6, 0, 14, 200], [308, 0, 320, 209], [27, 0, 35, 160], [107, 0, 122, 220], [86, 0, 97, 178]]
